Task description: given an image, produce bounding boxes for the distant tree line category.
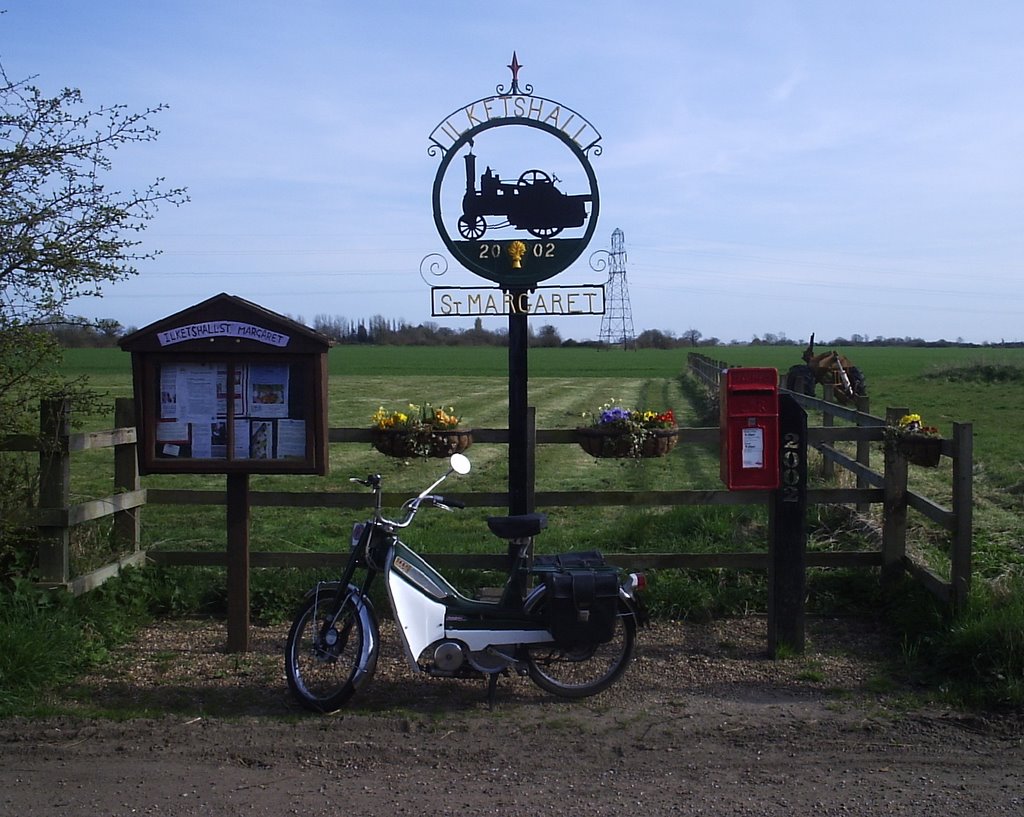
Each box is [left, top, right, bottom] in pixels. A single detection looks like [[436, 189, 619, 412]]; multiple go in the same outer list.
[[42, 316, 1022, 350], [310, 315, 509, 346], [31, 317, 128, 347], [806, 334, 1019, 348], [301, 316, 726, 349]]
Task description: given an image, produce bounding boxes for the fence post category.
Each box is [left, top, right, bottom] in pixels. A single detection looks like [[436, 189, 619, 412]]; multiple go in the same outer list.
[[37, 398, 71, 585], [950, 422, 973, 610], [113, 397, 141, 554], [881, 406, 909, 588], [855, 395, 871, 513], [226, 472, 251, 653], [820, 385, 835, 480]]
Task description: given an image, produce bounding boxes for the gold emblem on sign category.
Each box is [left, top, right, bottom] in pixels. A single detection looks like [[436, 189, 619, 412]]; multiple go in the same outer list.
[[507, 240, 527, 269]]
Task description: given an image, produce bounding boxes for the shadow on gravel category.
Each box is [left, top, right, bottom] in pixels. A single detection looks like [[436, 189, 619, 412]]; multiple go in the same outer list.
[[64, 615, 906, 719]]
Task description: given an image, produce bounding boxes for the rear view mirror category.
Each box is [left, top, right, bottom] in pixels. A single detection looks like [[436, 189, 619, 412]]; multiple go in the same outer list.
[[449, 453, 471, 475]]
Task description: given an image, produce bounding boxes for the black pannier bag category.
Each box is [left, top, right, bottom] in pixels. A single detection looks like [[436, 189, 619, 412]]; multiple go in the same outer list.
[[541, 565, 620, 648]]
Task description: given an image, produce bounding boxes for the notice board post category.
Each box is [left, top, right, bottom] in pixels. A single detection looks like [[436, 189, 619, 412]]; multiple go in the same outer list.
[[120, 293, 330, 651]]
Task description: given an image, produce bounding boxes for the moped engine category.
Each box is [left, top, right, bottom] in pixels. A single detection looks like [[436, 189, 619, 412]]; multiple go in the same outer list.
[[432, 641, 465, 673], [426, 642, 515, 676]]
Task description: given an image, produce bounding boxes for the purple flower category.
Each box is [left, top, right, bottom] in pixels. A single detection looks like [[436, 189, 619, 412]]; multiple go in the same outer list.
[[600, 407, 631, 424]]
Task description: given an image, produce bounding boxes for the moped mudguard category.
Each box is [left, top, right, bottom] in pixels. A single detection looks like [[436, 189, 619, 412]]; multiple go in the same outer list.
[[303, 581, 380, 694], [619, 588, 650, 627]]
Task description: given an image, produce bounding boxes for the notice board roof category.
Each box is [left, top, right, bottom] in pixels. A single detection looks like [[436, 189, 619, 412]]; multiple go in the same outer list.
[[119, 293, 331, 354]]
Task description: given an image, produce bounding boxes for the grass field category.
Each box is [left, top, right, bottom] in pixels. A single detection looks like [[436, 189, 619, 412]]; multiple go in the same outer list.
[[62, 343, 1024, 486]]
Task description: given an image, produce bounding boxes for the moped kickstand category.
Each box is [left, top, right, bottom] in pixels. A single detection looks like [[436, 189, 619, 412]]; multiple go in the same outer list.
[[486, 672, 500, 709]]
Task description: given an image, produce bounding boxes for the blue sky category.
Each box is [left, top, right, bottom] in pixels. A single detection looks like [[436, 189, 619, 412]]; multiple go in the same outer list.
[[3, 1, 1022, 343]]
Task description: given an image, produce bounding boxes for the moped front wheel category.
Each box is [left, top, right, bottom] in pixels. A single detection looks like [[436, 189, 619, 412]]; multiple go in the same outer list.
[[284, 588, 378, 712], [525, 601, 637, 699]]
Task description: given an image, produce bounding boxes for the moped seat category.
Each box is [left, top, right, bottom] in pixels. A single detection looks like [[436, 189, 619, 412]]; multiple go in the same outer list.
[[486, 512, 548, 540]]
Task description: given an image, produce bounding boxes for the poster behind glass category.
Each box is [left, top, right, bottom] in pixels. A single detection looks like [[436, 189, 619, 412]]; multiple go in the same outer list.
[[154, 361, 307, 462]]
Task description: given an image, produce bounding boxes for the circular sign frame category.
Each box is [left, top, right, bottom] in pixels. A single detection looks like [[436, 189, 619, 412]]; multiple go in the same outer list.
[[429, 61, 601, 291]]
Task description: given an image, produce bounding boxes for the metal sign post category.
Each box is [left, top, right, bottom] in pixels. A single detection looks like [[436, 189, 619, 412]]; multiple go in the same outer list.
[[507, 298, 530, 514]]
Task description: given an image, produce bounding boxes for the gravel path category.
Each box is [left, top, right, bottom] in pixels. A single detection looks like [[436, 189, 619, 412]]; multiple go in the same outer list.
[[1, 616, 1021, 816]]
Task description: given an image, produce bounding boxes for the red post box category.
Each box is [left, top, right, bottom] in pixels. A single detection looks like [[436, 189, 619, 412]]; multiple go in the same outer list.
[[720, 367, 779, 490]]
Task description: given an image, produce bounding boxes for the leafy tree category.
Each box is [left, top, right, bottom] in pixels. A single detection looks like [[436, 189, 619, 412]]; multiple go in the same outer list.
[[636, 328, 677, 349], [532, 324, 562, 348], [0, 61, 185, 424], [681, 328, 702, 347], [0, 58, 184, 568]]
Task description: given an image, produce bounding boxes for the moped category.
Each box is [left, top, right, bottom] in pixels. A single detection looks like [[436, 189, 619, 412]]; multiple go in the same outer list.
[[284, 454, 647, 711]]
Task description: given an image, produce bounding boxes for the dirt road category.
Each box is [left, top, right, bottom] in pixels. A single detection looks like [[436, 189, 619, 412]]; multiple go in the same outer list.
[[1, 617, 1020, 816]]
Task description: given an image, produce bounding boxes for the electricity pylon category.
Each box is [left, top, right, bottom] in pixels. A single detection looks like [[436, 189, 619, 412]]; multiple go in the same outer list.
[[598, 227, 636, 350]]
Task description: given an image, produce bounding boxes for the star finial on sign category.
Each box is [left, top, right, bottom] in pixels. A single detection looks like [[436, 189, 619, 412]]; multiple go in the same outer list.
[[508, 52, 523, 94]]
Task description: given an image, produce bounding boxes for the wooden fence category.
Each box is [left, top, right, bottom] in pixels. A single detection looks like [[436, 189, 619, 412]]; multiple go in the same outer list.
[[1, 398, 147, 595], [6, 359, 973, 611]]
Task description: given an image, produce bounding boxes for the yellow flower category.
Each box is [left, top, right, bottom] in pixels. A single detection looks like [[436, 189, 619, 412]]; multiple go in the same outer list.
[[370, 403, 460, 431], [898, 413, 922, 429]]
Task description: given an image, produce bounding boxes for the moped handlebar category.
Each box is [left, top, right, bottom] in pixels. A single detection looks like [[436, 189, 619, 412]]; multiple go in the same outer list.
[[425, 495, 465, 510], [350, 456, 469, 529]]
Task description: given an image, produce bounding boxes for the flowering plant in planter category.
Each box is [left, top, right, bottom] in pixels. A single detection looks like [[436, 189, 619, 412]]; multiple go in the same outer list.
[[885, 413, 942, 467], [575, 402, 678, 458], [369, 403, 471, 458]]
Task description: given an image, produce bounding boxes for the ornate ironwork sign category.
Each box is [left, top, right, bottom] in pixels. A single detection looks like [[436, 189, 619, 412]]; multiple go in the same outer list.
[[429, 54, 601, 290]]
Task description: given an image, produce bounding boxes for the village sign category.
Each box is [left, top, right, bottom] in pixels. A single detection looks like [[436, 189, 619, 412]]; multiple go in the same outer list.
[[428, 53, 602, 291]]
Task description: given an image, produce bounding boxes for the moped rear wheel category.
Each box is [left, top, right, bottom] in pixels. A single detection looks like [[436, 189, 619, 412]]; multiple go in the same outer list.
[[525, 601, 637, 698], [285, 588, 377, 712]]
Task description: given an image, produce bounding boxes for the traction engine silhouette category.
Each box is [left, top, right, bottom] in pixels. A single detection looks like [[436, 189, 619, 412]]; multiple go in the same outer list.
[[458, 152, 592, 240]]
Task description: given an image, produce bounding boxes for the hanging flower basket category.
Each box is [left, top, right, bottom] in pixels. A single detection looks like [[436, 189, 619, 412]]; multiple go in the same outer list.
[[885, 413, 943, 468], [897, 434, 942, 467], [575, 426, 679, 459], [369, 402, 471, 458], [370, 427, 473, 459], [575, 404, 679, 459], [425, 428, 474, 457]]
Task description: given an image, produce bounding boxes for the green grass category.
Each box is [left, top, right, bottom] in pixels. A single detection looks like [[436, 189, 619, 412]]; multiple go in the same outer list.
[[61, 344, 1024, 488], [0, 570, 155, 716]]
